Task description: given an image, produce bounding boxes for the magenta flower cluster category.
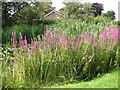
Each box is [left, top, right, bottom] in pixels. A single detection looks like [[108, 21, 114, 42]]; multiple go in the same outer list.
[[11, 27, 119, 52]]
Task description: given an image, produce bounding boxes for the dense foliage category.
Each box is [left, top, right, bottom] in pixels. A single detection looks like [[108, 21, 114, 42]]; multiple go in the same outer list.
[[102, 11, 116, 20], [92, 3, 104, 17], [2, 25, 119, 88], [59, 2, 105, 20], [2, 20, 117, 45], [2, 24, 46, 44], [2, 2, 29, 28], [1, 1, 119, 88], [2, 1, 53, 28]]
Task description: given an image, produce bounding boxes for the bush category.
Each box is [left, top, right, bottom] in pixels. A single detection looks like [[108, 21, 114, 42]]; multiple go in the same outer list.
[[2, 24, 46, 44], [113, 21, 120, 26], [86, 16, 95, 23], [41, 19, 56, 25], [94, 16, 110, 24]]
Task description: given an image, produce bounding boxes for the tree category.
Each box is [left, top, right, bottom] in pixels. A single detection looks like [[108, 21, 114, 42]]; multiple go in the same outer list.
[[102, 10, 115, 20], [59, 2, 93, 20], [59, 2, 80, 18], [92, 3, 104, 17], [19, 2, 53, 24], [2, 2, 29, 28], [2, 1, 53, 28]]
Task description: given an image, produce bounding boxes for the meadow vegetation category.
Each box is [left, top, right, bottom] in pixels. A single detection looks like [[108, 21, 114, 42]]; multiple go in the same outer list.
[[2, 20, 119, 88], [1, 1, 119, 89]]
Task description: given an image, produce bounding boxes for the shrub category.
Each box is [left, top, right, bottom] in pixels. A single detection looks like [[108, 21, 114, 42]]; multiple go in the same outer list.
[[2, 24, 46, 44], [86, 16, 95, 23], [94, 16, 110, 24]]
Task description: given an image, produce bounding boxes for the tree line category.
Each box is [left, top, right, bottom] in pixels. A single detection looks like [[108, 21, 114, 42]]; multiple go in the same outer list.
[[59, 2, 115, 21], [2, 1, 115, 28], [2, 1, 53, 28]]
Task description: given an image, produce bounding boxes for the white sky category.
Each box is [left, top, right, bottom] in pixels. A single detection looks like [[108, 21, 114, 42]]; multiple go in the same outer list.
[[52, 0, 119, 20]]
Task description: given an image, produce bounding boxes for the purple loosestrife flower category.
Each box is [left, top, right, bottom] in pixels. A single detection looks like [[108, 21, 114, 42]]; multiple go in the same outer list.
[[19, 32, 23, 41], [12, 31, 16, 38], [109, 28, 119, 48], [92, 35, 98, 48], [70, 35, 75, 48], [67, 35, 74, 49], [51, 31, 57, 51], [67, 38, 71, 49], [38, 37, 43, 48], [76, 35, 81, 46], [59, 34, 67, 46], [100, 30, 107, 45], [52, 31, 55, 38], [19, 32, 23, 47], [44, 28, 51, 48], [92, 36, 98, 43], [11, 31, 17, 50], [118, 29, 120, 41], [11, 31, 16, 43], [22, 36, 28, 52], [24, 36, 28, 48], [109, 28, 118, 42], [75, 35, 81, 49], [51, 31, 56, 43], [46, 37, 51, 48], [67, 41, 74, 49], [30, 38, 36, 51], [13, 40, 17, 49], [82, 32, 91, 42], [45, 25, 49, 38]]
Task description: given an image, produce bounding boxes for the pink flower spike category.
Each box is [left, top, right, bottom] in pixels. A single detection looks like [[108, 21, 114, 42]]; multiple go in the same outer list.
[[19, 32, 22, 40], [82, 32, 90, 42], [77, 35, 81, 45], [38, 37, 42, 44], [52, 31, 55, 38], [30, 38, 36, 51], [12, 31, 16, 37], [45, 25, 49, 38], [19, 32, 23, 46], [59, 34, 67, 46], [47, 38, 51, 48], [24, 36, 28, 49], [13, 40, 17, 49], [92, 36, 98, 43]]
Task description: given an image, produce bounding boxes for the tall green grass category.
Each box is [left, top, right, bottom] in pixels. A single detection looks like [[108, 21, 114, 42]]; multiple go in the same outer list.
[[2, 24, 46, 44], [2, 20, 117, 45], [48, 19, 117, 36], [2, 45, 119, 88]]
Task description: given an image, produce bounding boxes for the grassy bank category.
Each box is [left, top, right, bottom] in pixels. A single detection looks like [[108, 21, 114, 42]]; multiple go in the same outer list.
[[50, 69, 118, 88]]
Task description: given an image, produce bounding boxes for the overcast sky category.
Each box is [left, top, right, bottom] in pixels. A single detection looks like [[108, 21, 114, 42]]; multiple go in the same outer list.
[[52, 0, 119, 20]]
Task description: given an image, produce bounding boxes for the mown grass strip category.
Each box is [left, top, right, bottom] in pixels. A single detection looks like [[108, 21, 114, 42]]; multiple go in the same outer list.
[[50, 69, 118, 88]]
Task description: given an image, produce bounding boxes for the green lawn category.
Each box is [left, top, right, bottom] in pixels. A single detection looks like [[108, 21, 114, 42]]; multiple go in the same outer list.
[[49, 69, 118, 88]]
